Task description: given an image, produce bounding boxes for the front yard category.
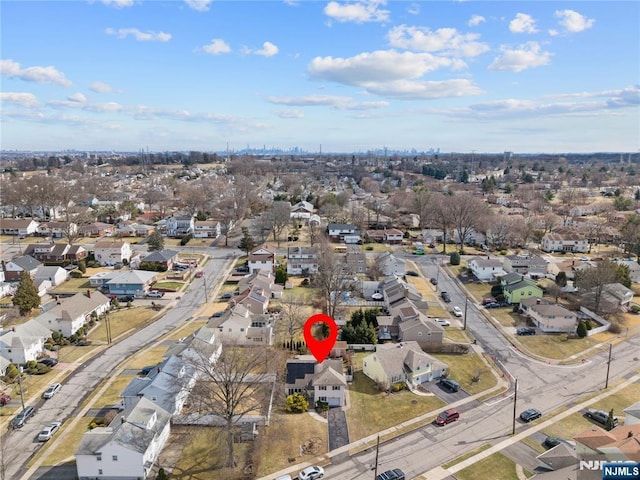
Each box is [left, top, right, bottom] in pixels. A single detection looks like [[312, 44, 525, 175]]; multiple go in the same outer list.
[[88, 306, 159, 343], [433, 352, 498, 395]]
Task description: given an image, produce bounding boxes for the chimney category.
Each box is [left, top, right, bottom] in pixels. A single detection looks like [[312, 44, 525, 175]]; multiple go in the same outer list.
[[87, 289, 91, 299], [628, 431, 634, 438]]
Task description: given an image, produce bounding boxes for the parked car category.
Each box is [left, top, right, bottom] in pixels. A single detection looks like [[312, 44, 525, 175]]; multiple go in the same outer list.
[[439, 378, 460, 393], [173, 264, 189, 271], [585, 408, 619, 429], [405, 270, 419, 277], [482, 297, 497, 305], [430, 277, 438, 285], [210, 311, 225, 318], [220, 292, 235, 300], [298, 466, 324, 480], [11, 406, 36, 429], [38, 421, 61, 442], [139, 365, 157, 376], [543, 436, 562, 449], [43, 383, 62, 399], [0, 393, 10, 406], [517, 327, 536, 336], [484, 302, 502, 309], [146, 290, 165, 298], [371, 292, 384, 300], [520, 408, 542, 422], [413, 249, 425, 255], [435, 318, 451, 326], [38, 358, 58, 368], [195, 270, 204, 278], [452, 306, 463, 317], [275, 476, 293, 480], [376, 469, 406, 480], [235, 265, 250, 273], [441, 291, 451, 302], [435, 408, 460, 426]]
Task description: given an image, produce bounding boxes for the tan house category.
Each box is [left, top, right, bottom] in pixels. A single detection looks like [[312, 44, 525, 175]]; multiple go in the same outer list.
[[397, 316, 444, 347], [522, 300, 577, 333], [248, 245, 276, 273], [94, 240, 132, 266]]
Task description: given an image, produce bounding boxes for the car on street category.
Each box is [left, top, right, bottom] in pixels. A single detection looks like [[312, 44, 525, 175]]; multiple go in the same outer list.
[[298, 466, 324, 480], [517, 327, 536, 336], [441, 291, 451, 302], [543, 436, 562, 449], [38, 421, 61, 441], [435, 318, 451, 326], [371, 292, 384, 300], [195, 270, 204, 278], [38, 358, 58, 368], [210, 311, 225, 318], [585, 408, 619, 429], [146, 290, 165, 298], [405, 270, 419, 277], [520, 408, 542, 422], [43, 383, 62, 399], [435, 408, 460, 425], [430, 277, 438, 285], [376, 469, 406, 480], [439, 377, 460, 393], [452, 306, 463, 317], [11, 406, 36, 429]]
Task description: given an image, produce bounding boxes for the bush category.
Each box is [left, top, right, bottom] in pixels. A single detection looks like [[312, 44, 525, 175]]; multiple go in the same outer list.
[[630, 305, 640, 314], [180, 233, 193, 246], [390, 382, 406, 392], [284, 393, 309, 413], [301, 278, 310, 286], [69, 270, 83, 278], [577, 320, 588, 338], [450, 251, 461, 265], [608, 322, 622, 334], [4, 363, 18, 379]]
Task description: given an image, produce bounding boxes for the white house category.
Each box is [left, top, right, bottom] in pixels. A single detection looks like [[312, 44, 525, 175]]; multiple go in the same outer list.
[[193, 220, 221, 239], [35, 291, 111, 337], [377, 252, 406, 277], [328, 223, 360, 243], [0, 319, 52, 364], [523, 301, 577, 333], [467, 256, 506, 282], [248, 245, 275, 274], [541, 232, 589, 253], [165, 215, 195, 238], [33, 265, 69, 287], [36, 221, 76, 239], [75, 398, 171, 480], [94, 241, 132, 266], [286, 246, 319, 276], [0, 218, 39, 237], [285, 356, 347, 407], [290, 200, 314, 221]]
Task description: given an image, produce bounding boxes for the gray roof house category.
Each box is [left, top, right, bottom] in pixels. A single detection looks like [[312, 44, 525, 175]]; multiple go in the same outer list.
[[35, 290, 111, 337], [75, 397, 172, 480], [285, 355, 346, 408], [0, 319, 52, 364], [2, 255, 42, 282]]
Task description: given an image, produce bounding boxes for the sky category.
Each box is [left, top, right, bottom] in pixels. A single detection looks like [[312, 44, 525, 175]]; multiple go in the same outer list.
[[1, 0, 639, 154]]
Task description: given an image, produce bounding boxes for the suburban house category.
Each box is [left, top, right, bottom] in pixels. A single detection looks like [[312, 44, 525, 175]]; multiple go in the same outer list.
[[377, 252, 406, 278], [500, 274, 543, 304], [541, 231, 589, 253], [1, 255, 42, 281], [520, 298, 577, 333], [75, 397, 172, 480], [229, 284, 271, 314], [284, 355, 347, 407], [343, 251, 368, 275], [616, 259, 640, 283], [0, 218, 39, 237], [115, 222, 154, 238], [237, 270, 284, 300], [397, 315, 445, 347], [453, 227, 486, 246], [503, 254, 548, 278], [23, 242, 88, 264], [286, 246, 319, 276], [327, 223, 361, 243], [79, 222, 115, 237], [163, 326, 222, 367], [290, 200, 314, 221], [365, 228, 404, 245], [207, 304, 274, 346], [623, 401, 640, 425], [573, 424, 640, 464], [36, 221, 76, 239], [362, 341, 448, 390], [33, 265, 69, 287], [93, 241, 132, 266], [248, 245, 276, 274], [104, 270, 158, 298], [193, 220, 221, 239], [165, 215, 195, 238], [141, 249, 179, 271], [467, 257, 506, 282], [35, 291, 111, 337], [0, 319, 52, 364]]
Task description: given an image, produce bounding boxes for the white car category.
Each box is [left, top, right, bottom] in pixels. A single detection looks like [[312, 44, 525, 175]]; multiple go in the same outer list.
[[452, 306, 463, 317], [435, 318, 451, 326], [38, 421, 61, 441], [299, 466, 325, 480], [43, 383, 62, 399], [371, 292, 384, 300], [146, 290, 164, 298]]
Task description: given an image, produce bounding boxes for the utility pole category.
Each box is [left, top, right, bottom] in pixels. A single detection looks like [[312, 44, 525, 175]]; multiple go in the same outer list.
[[512, 378, 518, 435], [463, 296, 468, 330], [373, 435, 380, 479], [17, 366, 25, 410], [605, 344, 612, 389], [203, 275, 209, 303]]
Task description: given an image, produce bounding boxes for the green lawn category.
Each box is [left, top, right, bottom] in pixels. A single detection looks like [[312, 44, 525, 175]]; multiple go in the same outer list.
[[51, 277, 91, 293], [444, 327, 473, 344], [443, 443, 491, 469], [518, 334, 600, 361], [432, 352, 498, 395], [463, 282, 493, 303], [455, 452, 524, 480], [153, 281, 184, 291], [89, 307, 158, 343], [345, 371, 445, 441]]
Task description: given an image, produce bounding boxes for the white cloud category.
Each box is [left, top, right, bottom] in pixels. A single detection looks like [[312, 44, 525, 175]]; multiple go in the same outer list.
[[101, 0, 133, 8], [554, 9, 595, 34], [509, 13, 538, 34], [324, 0, 390, 24], [267, 94, 388, 110], [407, 3, 420, 15], [488, 42, 552, 72], [364, 79, 484, 99], [254, 41, 279, 57], [202, 39, 231, 55], [0, 59, 72, 87], [105, 28, 171, 42], [387, 25, 489, 57], [90, 81, 114, 93], [0, 92, 39, 108], [68, 92, 87, 103], [184, 0, 213, 11], [275, 109, 304, 119], [468, 15, 486, 27]]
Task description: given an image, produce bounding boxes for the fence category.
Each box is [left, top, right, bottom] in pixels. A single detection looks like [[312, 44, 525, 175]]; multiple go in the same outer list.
[[579, 306, 611, 336]]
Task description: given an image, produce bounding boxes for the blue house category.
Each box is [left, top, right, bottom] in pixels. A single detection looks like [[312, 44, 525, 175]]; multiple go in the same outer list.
[[105, 270, 158, 298]]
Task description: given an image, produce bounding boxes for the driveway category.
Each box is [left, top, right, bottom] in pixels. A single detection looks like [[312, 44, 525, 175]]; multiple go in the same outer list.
[[420, 379, 469, 403], [327, 408, 350, 451]]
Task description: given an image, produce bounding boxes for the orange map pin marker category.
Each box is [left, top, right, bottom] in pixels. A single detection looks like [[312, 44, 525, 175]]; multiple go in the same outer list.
[[303, 313, 338, 363]]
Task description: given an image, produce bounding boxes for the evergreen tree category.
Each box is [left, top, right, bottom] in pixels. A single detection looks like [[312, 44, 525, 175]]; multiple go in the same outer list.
[[147, 230, 164, 252], [576, 320, 588, 338], [238, 227, 256, 256], [275, 265, 288, 284], [12, 271, 41, 315], [555, 271, 567, 287]]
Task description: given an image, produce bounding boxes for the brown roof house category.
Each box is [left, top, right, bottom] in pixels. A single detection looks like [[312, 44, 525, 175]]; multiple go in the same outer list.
[[248, 245, 275, 274]]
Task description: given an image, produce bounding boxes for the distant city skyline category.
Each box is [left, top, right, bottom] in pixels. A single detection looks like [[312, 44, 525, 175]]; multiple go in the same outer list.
[[1, 1, 639, 153]]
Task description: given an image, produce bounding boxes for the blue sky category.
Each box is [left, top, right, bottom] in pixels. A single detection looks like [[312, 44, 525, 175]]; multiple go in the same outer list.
[[1, 0, 639, 153]]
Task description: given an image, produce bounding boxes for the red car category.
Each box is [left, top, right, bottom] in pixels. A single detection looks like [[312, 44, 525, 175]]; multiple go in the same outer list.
[[435, 408, 460, 426], [0, 393, 10, 406]]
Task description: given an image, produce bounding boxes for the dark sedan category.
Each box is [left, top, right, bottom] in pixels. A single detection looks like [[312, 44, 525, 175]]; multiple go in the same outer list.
[[520, 408, 542, 422]]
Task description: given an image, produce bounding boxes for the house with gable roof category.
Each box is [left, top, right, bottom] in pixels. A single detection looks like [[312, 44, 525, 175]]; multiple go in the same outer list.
[[193, 220, 221, 239], [285, 355, 346, 407], [521, 299, 578, 333], [35, 290, 111, 337], [500, 273, 543, 304], [75, 397, 172, 480], [541, 230, 589, 253], [163, 326, 222, 367], [23, 242, 88, 264], [248, 245, 276, 274], [362, 341, 448, 389], [207, 304, 274, 346], [0, 319, 52, 364], [0, 218, 39, 237], [286, 246, 319, 276], [290, 200, 315, 221], [503, 254, 548, 278], [467, 256, 506, 282], [33, 265, 68, 287], [1, 255, 41, 282], [141, 249, 179, 271], [94, 240, 132, 266], [165, 215, 195, 238], [104, 270, 158, 298]]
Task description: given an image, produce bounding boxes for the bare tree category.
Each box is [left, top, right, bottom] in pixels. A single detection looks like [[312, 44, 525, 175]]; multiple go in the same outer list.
[[279, 293, 307, 349], [314, 239, 353, 320], [574, 259, 618, 314], [428, 192, 454, 254], [188, 345, 272, 468], [448, 193, 488, 252], [411, 186, 431, 229], [265, 201, 291, 248]]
